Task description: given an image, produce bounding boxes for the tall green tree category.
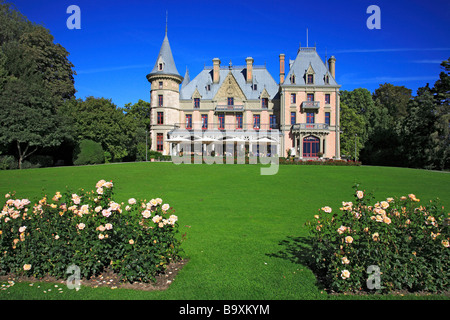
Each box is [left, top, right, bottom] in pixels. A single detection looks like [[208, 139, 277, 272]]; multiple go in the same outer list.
[[0, 1, 76, 167], [373, 83, 412, 119], [61, 97, 141, 162], [430, 57, 450, 169], [0, 75, 69, 169], [340, 88, 374, 144], [340, 102, 365, 160], [399, 89, 440, 169]]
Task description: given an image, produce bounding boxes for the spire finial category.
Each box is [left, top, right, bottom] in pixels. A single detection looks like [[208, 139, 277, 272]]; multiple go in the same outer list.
[[165, 11, 168, 36]]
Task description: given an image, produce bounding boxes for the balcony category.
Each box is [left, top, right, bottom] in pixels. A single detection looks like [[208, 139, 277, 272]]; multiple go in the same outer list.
[[301, 101, 320, 109], [215, 104, 244, 112], [291, 123, 329, 132], [172, 122, 279, 131]]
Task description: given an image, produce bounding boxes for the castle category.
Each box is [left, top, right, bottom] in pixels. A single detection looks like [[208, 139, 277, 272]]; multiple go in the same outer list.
[[146, 29, 341, 159]]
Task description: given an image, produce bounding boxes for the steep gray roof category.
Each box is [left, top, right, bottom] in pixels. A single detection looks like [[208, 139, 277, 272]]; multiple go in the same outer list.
[[148, 33, 182, 79], [181, 68, 190, 89], [180, 65, 279, 100], [283, 47, 338, 86]]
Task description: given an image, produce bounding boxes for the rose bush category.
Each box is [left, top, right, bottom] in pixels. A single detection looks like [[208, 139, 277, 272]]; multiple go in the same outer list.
[[0, 180, 183, 283], [306, 185, 449, 293]]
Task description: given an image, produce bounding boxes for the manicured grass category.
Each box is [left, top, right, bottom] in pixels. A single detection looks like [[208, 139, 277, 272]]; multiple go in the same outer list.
[[0, 163, 449, 300]]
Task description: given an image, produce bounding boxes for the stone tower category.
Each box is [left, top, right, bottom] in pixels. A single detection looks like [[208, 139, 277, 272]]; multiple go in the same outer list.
[[146, 28, 183, 155]]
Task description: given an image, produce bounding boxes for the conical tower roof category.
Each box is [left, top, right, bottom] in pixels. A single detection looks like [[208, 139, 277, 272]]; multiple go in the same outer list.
[[147, 30, 183, 82], [181, 67, 190, 89]]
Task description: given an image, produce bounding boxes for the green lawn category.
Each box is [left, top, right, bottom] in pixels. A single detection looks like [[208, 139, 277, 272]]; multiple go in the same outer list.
[[0, 162, 449, 300]]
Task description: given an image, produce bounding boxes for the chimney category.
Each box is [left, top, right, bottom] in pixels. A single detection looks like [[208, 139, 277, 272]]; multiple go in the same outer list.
[[213, 58, 221, 83], [328, 56, 336, 79], [279, 54, 285, 84], [246, 57, 254, 83]]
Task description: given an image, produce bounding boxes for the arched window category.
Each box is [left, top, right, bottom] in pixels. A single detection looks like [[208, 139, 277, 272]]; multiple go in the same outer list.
[[303, 136, 320, 158]]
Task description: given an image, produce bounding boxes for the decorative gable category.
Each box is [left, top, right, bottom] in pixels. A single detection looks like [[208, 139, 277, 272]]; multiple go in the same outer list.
[[213, 71, 247, 101], [259, 88, 270, 99], [306, 64, 315, 75], [305, 63, 315, 84], [191, 88, 202, 99]]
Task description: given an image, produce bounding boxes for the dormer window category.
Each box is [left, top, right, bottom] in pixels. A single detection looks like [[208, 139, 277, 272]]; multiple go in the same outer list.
[[261, 98, 268, 109], [325, 75, 330, 84], [305, 64, 315, 85], [159, 63, 163, 71], [253, 84, 257, 91], [291, 74, 296, 84]]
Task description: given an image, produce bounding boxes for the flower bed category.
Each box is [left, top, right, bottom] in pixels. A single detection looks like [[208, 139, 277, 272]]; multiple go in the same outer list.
[[0, 180, 184, 284], [280, 158, 362, 166], [306, 185, 449, 294]]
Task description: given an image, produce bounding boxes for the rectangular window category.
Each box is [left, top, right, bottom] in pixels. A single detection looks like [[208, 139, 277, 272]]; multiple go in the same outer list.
[[290, 93, 296, 104], [261, 98, 268, 109], [236, 113, 243, 129], [156, 133, 163, 152], [325, 94, 330, 105], [157, 112, 164, 125], [325, 112, 330, 125], [270, 115, 277, 129], [202, 114, 208, 129], [307, 112, 315, 124], [185, 114, 192, 130], [253, 114, 260, 130], [307, 93, 314, 102], [291, 112, 296, 125], [159, 81, 163, 89], [307, 74, 314, 84], [194, 98, 200, 109], [228, 97, 234, 106], [218, 113, 225, 130], [158, 94, 163, 107]]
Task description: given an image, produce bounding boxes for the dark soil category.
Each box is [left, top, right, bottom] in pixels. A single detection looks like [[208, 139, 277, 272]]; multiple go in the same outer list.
[[0, 259, 189, 291]]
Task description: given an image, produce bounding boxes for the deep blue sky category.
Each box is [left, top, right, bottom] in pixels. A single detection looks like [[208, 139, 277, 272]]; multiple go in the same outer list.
[[7, 0, 450, 108]]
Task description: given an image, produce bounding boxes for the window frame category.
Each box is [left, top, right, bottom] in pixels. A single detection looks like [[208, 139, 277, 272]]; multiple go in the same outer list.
[[270, 114, 277, 129], [325, 112, 330, 125], [185, 114, 192, 130], [291, 93, 296, 104], [201, 114, 208, 130], [218, 113, 225, 130], [156, 133, 163, 152], [194, 98, 200, 109], [253, 114, 260, 130], [291, 111, 296, 125], [157, 111, 164, 125], [236, 113, 243, 129]]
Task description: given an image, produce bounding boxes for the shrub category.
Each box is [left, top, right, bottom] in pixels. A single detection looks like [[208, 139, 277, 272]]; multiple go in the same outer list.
[[0, 155, 18, 170], [0, 180, 183, 283], [29, 155, 54, 168], [306, 185, 450, 294], [73, 139, 105, 165]]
